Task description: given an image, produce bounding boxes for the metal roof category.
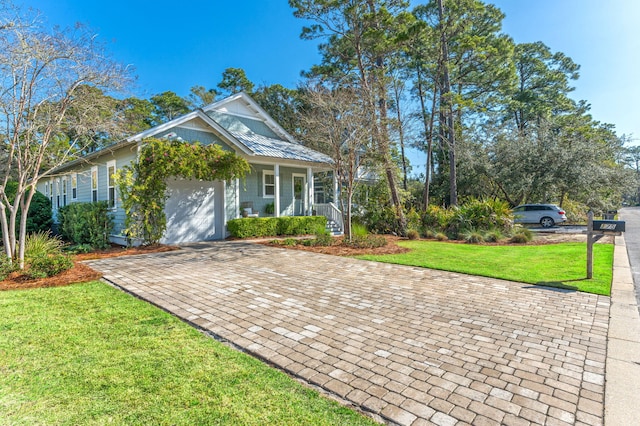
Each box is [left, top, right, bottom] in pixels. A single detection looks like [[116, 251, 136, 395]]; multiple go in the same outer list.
[[229, 130, 332, 164]]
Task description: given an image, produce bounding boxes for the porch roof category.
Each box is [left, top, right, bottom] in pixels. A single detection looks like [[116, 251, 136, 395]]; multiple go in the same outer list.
[[229, 130, 333, 164]]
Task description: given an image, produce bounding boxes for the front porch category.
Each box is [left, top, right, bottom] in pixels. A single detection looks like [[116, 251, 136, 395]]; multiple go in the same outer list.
[[232, 164, 343, 235]]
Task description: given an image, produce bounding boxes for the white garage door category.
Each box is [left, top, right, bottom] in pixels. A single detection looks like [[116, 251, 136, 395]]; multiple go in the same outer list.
[[161, 178, 225, 244]]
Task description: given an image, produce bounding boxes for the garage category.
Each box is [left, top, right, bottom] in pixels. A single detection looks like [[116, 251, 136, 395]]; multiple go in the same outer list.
[[162, 178, 225, 244]]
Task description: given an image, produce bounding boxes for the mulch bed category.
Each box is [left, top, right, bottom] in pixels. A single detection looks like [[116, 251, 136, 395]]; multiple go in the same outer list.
[[0, 244, 178, 292]]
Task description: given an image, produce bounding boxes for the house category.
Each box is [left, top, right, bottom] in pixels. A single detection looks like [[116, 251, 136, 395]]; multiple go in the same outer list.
[[38, 92, 343, 244]]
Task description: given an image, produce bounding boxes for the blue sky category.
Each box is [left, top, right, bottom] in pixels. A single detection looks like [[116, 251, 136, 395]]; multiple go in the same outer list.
[[22, 0, 640, 149]]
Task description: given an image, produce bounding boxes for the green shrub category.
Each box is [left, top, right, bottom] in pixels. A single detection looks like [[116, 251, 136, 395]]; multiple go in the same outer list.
[[462, 229, 484, 244], [58, 202, 114, 249], [65, 243, 94, 254], [422, 205, 454, 231], [26, 254, 73, 279], [343, 235, 387, 249], [0, 256, 16, 281], [510, 233, 530, 244], [435, 232, 448, 241], [421, 228, 437, 239], [510, 227, 533, 243], [483, 230, 504, 243], [351, 223, 369, 237], [423, 199, 513, 237], [407, 229, 420, 240], [561, 199, 589, 224], [25, 231, 66, 260], [23, 231, 73, 279], [227, 216, 327, 238]]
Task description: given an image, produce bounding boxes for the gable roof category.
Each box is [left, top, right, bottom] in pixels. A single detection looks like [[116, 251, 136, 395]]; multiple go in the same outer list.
[[54, 93, 331, 172], [202, 92, 297, 143]]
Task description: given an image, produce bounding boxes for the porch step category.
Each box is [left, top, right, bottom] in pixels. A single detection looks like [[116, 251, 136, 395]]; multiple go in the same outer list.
[[325, 219, 343, 236]]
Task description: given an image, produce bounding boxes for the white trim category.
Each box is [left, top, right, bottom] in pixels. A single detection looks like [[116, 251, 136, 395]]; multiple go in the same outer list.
[[106, 160, 116, 209], [61, 176, 67, 207], [234, 178, 240, 219], [274, 164, 280, 217], [55, 177, 61, 210], [91, 166, 98, 202], [70, 173, 77, 201], [292, 173, 307, 216], [262, 170, 275, 198], [307, 167, 314, 216]]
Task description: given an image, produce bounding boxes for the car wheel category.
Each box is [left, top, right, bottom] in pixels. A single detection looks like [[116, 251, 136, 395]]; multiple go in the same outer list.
[[540, 217, 555, 228]]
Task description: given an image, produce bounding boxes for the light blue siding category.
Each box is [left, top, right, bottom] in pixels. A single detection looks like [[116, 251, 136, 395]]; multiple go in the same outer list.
[[238, 164, 308, 216]]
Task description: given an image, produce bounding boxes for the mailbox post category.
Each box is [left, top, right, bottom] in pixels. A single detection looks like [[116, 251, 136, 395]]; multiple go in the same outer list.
[[586, 211, 624, 279]]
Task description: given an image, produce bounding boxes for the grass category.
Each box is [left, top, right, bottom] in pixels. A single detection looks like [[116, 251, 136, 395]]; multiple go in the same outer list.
[[0, 281, 376, 425], [357, 241, 614, 296]]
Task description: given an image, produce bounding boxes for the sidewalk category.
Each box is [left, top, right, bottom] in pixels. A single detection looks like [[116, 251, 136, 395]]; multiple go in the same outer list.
[[606, 234, 640, 424]]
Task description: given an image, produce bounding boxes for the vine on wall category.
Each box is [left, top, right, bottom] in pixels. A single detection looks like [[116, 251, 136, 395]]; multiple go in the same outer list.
[[116, 138, 251, 244]]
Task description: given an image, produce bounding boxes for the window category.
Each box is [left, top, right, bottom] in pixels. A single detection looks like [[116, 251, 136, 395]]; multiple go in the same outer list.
[[61, 177, 67, 206], [48, 180, 53, 205], [56, 179, 62, 209], [91, 166, 98, 202], [263, 170, 275, 198], [107, 160, 116, 208], [71, 173, 77, 200]]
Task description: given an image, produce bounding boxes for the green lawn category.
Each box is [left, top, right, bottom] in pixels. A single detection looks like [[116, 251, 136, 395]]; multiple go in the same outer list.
[[357, 241, 613, 295], [0, 281, 376, 426]]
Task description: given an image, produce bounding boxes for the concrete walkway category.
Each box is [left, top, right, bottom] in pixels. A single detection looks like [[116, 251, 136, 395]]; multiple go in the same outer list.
[[87, 242, 611, 425], [605, 234, 640, 425]]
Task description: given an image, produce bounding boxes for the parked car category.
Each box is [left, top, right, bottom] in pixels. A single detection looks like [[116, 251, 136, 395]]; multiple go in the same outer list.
[[512, 204, 567, 228]]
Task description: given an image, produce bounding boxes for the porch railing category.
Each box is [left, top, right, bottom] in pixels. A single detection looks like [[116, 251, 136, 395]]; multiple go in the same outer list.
[[314, 202, 344, 234]]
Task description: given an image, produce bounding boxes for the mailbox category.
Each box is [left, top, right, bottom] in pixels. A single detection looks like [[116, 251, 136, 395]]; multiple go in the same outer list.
[[592, 220, 625, 232]]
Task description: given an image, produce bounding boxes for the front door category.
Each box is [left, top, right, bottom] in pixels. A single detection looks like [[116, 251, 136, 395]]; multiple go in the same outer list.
[[292, 174, 306, 215]]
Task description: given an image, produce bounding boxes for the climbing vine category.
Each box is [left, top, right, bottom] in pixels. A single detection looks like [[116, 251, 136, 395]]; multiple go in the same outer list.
[[115, 137, 251, 244]]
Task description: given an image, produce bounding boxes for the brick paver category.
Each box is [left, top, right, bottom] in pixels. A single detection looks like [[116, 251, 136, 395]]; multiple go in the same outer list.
[[86, 241, 609, 425]]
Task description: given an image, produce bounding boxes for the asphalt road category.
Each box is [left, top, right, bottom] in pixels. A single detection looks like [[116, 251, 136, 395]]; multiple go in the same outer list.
[[619, 207, 640, 312]]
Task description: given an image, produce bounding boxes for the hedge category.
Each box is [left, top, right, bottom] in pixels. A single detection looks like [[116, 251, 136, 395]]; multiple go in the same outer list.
[[227, 216, 327, 238], [57, 201, 114, 249]]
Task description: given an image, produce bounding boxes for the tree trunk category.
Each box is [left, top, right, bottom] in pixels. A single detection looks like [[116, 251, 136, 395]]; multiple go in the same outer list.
[[437, 0, 457, 206], [392, 80, 408, 191], [17, 185, 37, 269]]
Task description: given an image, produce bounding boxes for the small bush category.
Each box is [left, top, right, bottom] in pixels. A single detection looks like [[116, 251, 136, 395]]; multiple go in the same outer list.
[[513, 227, 533, 240], [343, 235, 387, 249], [58, 202, 113, 249], [483, 230, 504, 243], [0, 256, 17, 281], [510, 233, 530, 244], [26, 254, 73, 279], [271, 238, 297, 246], [407, 229, 420, 240], [25, 231, 66, 260], [462, 229, 484, 244], [421, 228, 437, 239], [301, 233, 334, 247], [435, 232, 448, 241], [65, 243, 94, 254], [350, 223, 369, 237], [510, 227, 533, 244]]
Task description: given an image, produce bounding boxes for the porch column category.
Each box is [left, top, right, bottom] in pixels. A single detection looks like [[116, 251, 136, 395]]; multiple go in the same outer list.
[[307, 167, 314, 216], [274, 164, 280, 217], [333, 172, 339, 205], [234, 178, 240, 219]]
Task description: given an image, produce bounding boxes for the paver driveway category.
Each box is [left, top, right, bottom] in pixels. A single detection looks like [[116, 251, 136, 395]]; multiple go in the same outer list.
[[86, 241, 609, 425]]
